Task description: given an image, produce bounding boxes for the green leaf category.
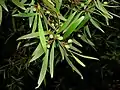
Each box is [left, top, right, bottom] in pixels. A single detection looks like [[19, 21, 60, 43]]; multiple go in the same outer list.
[[59, 44, 64, 60], [55, 0, 62, 12], [42, 0, 56, 12], [71, 54, 86, 67], [109, 11, 120, 18], [73, 39, 83, 47], [29, 9, 34, 28], [36, 49, 49, 89], [13, 13, 36, 17], [72, 51, 99, 60], [17, 32, 39, 40], [65, 12, 82, 31], [12, 0, 26, 10], [63, 16, 85, 39], [23, 42, 37, 47], [30, 43, 44, 63], [65, 55, 83, 79], [76, 13, 90, 31], [49, 41, 55, 78], [57, 12, 77, 33], [70, 46, 82, 54], [0, 0, 8, 11], [90, 18, 104, 33], [85, 25, 91, 38], [21, 0, 27, 3], [38, 15, 47, 52], [81, 35, 95, 46], [79, 54, 99, 60], [0, 6, 2, 25], [32, 14, 38, 32]]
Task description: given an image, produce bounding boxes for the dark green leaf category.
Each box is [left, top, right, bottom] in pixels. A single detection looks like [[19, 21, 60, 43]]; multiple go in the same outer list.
[[63, 16, 84, 39], [57, 12, 77, 33]]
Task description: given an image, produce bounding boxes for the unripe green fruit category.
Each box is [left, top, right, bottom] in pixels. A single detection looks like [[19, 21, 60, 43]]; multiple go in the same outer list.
[[68, 39, 73, 43], [47, 44, 50, 48], [58, 36, 63, 40], [77, 34, 81, 37], [104, 2, 108, 5], [56, 34, 60, 37], [81, 3, 85, 7], [49, 34, 54, 39], [65, 45, 70, 49]]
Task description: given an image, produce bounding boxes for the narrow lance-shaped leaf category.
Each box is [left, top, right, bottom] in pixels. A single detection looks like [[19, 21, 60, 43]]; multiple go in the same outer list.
[[55, 0, 62, 12], [81, 35, 95, 46], [30, 43, 44, 63], [42, 0, 56, 12], [64, 12, 82, 32], [32, 14, 38, 32], [70, 46, 82, 54], [63, 16, 85, 39], [57, 12, 77, 33], [49, 41, 55, 78], [0, 0, 8, 11], [0, 6, 2, 25], [65, 55, 83, 79], [85, 25, 91, 38], [73, 39, 83, 47], [36, 49, 49, 89], [12, 0, 26, 10], [17, 32, 39, 40], [38, 15, 47, 52], [59, 44, 64, 60], [75, 13, 90, 31], [29, 9, 34, 28], [71, 53, 86, 67], [13, 13, 36, 17], [90, 18, 104, 33], [72, 51, 99, 60]]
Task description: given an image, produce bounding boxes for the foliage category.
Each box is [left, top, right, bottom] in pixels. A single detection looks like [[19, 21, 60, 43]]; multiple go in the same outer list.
[[0, 0, 120, 89]]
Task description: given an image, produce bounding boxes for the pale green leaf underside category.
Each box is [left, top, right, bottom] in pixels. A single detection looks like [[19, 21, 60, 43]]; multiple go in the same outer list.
[[36, 49, 49, 89]]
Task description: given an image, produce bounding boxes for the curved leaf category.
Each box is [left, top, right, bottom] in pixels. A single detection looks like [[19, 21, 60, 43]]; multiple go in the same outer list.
[[30, 43, 44, 63], [36, 49, 49, 89], [17, 32, 39, 40], [65, 55, 83, 79], [12, 0, 26, 10]]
